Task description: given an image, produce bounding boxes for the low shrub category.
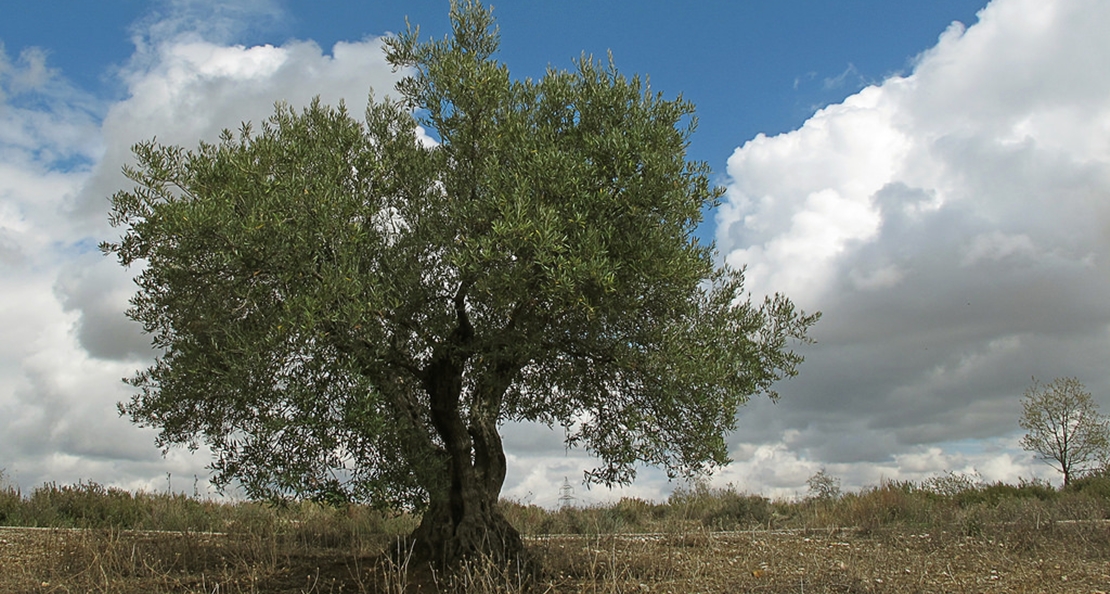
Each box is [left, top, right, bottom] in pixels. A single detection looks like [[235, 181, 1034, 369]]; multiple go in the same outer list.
[[539, 506, 597, 534], [698, 490, 771, 530], [1052, 491, 1110, 522], [843, 480, 935, 532], [3, 471, 1103, 545], [667, 481, 771, 530], [26, 482, 144, 528], [0, 483, 19, 525], [955, 480, 1057, 508], [1066, 472, 1110, 500], [609, 497, 664, 529], [499, 499, 550, 535]]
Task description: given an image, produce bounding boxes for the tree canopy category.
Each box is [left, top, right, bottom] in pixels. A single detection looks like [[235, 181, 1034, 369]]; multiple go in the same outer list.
[[103, 0, 817, 565]]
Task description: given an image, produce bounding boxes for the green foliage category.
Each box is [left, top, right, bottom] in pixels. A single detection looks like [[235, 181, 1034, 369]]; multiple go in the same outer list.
[[0, 470, 19, 525], [540, 507, 597, 535], [498, 499, 550, 535], [102, 0, 817, 509], [1065, 471, 1110, 499], [842, 481, 934, 533], [953, 480, 1058, 508], [0, 480, 418, 550], [922, 470, 981, 498], [5, 482, 233, 531], [667, 481, 771, 530], [26, 482, 145, 528], [700, 491, 772, 530], [610, 497, 666, 526]]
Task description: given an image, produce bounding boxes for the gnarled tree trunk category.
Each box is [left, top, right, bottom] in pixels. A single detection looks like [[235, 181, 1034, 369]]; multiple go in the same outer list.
[[409, 310, 528, 571], [409, 410, 525, 568]]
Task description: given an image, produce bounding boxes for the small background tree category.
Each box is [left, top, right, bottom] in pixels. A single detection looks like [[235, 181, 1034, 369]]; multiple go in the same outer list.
[[806, 468, 841, 501], [1019, 377, 1110, 486]]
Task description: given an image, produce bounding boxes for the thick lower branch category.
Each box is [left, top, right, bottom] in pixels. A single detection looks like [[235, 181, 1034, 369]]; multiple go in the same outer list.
[[469, 416, 507, 497], [468, 357, 519, 496]]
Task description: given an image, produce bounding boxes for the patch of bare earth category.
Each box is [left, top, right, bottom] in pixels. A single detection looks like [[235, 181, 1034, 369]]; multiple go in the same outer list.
[[0, 526, 378, 593], [534, 528, 1110, 593], [3, 525, 1110, 593]]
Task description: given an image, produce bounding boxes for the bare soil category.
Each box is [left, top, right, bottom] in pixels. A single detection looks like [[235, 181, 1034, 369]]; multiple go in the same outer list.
[[3, 525, 1110, 593]]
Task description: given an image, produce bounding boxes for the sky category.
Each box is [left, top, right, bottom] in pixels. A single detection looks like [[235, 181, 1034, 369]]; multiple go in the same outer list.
[[2, 0, 1108, 507]]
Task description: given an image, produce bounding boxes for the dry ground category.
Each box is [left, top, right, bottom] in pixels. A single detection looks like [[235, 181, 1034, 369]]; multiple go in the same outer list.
[[3, 524, 1110, 593]]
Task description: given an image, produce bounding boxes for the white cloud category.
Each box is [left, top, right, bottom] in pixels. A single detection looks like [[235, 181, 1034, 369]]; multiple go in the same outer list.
[[707, 432, 1052, 500], [715, 0, 1110, 493], [129, 0, 287, 50], [719, 85, 906, 304], [0, 46, 52, 97], [72, 34, 403, 233], [0, 6, 407, 495]]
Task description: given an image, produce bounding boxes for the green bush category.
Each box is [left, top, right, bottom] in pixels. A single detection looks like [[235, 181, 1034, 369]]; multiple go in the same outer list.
[[696, 491, 770, 530], [499, 499, 550, 535], [0, 482, 20, 525], [608, 497, 665, 529], [541, 506, 592, 534], [666, 481, 771, 530], [922, 471, 980, 498], [1053, 491, 1110, 521], [955, 480, 1056, 507], [2, 472, 1105, 541], [26, 482, 144, 528], [844, 480, 934, 532], [1065, 472, 1110, 499], [144, 492, 225, 532]]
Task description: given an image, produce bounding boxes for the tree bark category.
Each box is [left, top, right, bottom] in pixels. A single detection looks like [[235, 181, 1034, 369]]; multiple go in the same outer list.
[[408, 302, 528, 571], [410, 362, 526, 569], [409, 477, 525, 569]]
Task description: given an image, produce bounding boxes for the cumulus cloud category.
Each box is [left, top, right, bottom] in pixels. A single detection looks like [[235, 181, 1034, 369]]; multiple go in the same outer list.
[[72, 31, 403, 234], [717, 0, 1110, 490], [0, 2, 407, 494]]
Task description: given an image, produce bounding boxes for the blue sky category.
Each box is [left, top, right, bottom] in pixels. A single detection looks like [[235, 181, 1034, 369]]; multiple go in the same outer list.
[[4, 0, 1110, 506], [3, 1, 986, 171]]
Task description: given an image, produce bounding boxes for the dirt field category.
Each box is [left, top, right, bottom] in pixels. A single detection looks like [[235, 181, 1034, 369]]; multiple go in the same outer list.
[[3, 524, 1110, 593]]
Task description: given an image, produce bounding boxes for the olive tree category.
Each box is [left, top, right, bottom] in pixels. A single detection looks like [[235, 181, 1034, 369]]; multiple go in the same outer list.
[[103, 1, 817, 566], [1019, 377, 1109, 486]]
